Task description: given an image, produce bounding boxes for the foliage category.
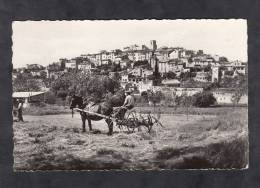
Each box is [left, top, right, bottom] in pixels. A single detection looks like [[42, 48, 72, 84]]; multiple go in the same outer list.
[[220, 75, 247, 88], [203, 65, 211, 72], [231, 75, 248, 105], [133, 60, 149, 67], [192, 91, 216, 107], [164, 71, 176, 79], [175, 94, 194, 107], [51, 72, 121, 103], [111, 63, 121, 72], [13, 73, 41, 92], [180, 79, 211, 88], [152, 59, 161, 86], [44, 91, 56, 104], [179, 72, 196, 81], [147, 90, 165, 106], [57, 90, 68, 101]]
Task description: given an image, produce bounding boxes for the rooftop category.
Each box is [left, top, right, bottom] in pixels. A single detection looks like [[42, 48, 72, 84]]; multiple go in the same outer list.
[[13, 92, 45, 98], [162, 79, 180, 85]]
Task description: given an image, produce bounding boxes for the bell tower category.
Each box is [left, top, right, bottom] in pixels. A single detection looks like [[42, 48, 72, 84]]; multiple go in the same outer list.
[[150, 40, 157, 51], [211, 66, 220, 83]]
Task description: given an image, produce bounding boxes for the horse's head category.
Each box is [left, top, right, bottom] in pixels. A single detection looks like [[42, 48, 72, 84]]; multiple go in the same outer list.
[[70, 95, 83, 110]]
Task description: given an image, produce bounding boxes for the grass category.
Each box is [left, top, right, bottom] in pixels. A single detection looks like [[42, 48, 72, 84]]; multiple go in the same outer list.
[[13, 106, 248, 170], [154, 135, 248, 169], [21, 102, 242, 117], [23, 104, 71, 116], [136, 106, 245, 116], [154, 109, 248, 169]]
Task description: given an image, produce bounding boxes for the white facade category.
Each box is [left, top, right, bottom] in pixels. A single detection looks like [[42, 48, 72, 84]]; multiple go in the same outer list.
[[65, 59, 77, 69], [169, 50, 180, 59], [212, 90, 248, 105]]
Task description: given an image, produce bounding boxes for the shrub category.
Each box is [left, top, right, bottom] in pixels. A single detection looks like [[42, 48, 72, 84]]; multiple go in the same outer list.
[[45, 91, 56, 104], [57, 90, 68, 100], [192, 91, 216, 107]]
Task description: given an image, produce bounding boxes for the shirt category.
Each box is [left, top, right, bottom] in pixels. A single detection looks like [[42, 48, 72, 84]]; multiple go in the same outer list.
[[18, 103, 23, 110], [123, 95, 135, 107]]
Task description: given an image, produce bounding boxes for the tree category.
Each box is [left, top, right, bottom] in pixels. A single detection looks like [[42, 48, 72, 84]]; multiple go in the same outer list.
[[13, 73, 41, 92], [152, 58, 161, 86], [39, 71, 47, 79], [182, 93, 193, 120], [51, 72, 121, 103], [147, 90, 164, 108], [231, 74, 248, 107], [165, 71, 176, 79], [111, 63, 121, 72], [44, 91, 56, 104], [192, 91, 216, 107], [179, 72, 194, 81], [57, 90, 68, 101]]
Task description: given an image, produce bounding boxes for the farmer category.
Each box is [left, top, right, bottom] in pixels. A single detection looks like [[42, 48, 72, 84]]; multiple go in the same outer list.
[[122, 90, 135, 110], [12, 98, 19, 121], [114, 90, 135, 120], [17, 99, 24, 122]]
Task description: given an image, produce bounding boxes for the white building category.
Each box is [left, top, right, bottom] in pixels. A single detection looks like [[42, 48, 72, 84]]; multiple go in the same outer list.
[[194, 71, 210, 82], [212, 89, 248, 105], [65, 59, 77, 69]]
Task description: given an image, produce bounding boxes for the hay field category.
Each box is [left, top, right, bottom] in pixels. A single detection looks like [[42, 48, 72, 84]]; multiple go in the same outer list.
[[13, 107, 248, 170]]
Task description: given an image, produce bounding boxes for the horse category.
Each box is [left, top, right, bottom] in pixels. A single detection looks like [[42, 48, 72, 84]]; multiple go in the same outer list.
[[69, 93, 125, 135]]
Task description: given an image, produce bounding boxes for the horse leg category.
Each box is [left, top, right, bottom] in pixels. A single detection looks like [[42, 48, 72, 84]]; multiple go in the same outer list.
[[105, 119, 113, 135], [87, 118, 93, 131], [81, 114, 86, 132]]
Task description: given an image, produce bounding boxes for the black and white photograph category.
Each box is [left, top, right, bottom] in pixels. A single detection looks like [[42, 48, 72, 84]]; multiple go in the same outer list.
[[12, 20, 248, 171]]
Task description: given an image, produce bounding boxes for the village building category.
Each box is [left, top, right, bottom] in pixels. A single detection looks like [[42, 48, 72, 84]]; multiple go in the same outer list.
[[138, 80, 153, 93], [65, 59, 77, 69], [77, 60, 95, 73], [194, 71, 211, 82], [129, 67, 153, 78], [150, 40, 157, 51], [212, 88, 248, 105], [161, 79, 181, 87], [152, 86, 203, 97], [192, 56, 214, 67], [168, 48, 182, 59], [211, 66, 220, 83], [173, 87, 203, 96]]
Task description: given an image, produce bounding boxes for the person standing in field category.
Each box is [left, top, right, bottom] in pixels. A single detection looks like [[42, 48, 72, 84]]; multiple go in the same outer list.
[[12, 98, 19, 121], [17, 99, 24, 122]]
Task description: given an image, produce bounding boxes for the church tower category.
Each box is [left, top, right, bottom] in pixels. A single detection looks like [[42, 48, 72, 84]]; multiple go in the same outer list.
[[150, 40, 157, 51], [211, 66, 220, 83]]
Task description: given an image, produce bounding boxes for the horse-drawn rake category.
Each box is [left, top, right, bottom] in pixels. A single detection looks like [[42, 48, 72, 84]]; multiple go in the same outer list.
[[75, 108, 163, 133], [116, 110, 163, 133]]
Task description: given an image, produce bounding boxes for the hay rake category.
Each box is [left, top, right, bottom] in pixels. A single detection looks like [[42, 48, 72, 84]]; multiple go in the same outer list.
[[75, 108, 163, 133]]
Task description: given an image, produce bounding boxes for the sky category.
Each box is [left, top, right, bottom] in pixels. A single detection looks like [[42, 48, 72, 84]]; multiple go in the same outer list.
[[12, 19, 247, 68]]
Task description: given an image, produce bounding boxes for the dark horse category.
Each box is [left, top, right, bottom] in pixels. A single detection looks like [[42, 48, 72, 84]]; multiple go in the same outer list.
[[70, 93, 125, 135]]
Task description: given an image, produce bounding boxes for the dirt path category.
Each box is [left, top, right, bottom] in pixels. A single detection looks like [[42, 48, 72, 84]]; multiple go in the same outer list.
[[13, 112, 247, 170]]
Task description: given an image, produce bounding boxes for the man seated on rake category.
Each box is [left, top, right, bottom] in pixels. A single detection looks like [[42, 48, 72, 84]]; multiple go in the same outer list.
[[114, 90, 135, 120]]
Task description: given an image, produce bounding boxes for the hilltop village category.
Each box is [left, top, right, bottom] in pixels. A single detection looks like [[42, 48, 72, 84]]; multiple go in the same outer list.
[[13, 40, 248, 105]]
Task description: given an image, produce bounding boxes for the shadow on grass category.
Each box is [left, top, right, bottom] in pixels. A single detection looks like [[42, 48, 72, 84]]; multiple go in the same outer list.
[[154, 135, 248, 169]]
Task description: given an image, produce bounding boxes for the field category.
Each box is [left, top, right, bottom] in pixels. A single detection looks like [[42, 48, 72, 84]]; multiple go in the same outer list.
[[13, 106, 248, 170]]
